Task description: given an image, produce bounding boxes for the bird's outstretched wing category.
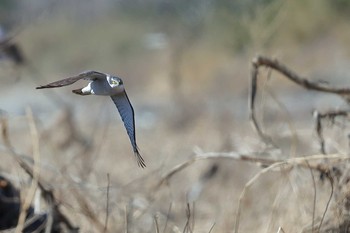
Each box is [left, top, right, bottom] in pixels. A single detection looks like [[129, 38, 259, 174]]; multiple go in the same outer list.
[[36, 70, 106, 89], [111, 91, 146, 168]]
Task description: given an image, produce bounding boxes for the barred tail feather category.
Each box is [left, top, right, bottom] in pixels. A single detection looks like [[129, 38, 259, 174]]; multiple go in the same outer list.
[[134, 148, 146, 168]]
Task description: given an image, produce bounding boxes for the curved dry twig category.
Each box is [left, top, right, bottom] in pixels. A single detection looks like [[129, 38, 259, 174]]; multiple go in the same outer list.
[[155, 152, 282, 190], [249, 55, 350, 147], [318, 174, 334, 232], [249, 62, 277, 147], [252, 56, 350, 95], [233, 154, 349, 233]]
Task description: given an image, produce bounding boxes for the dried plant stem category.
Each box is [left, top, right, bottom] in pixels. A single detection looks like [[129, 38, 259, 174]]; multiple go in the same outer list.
[[154, 214, 160, 233], [157, 151, 347, 191], [124, 205, 128, 233], [304, 159, 317, 233], [183, 203, 193, 233], [250, 63, 276, 146], [318, 175, 334, 232], [252, 56, 350, 94], [156, 152, 279, 189], [264, 86, 299, 156], [208, 222, 216, 233], [234, 161, 286, 233], [153, 150, 347, 233], [1, 115, 78, 231], [104, 173, 110, 233], [250, 55, 350, 146], [233, 154, 348, 233], [15, 108, 41, 233], [264, 179, 284, 233], [313, 110, 350, 154]]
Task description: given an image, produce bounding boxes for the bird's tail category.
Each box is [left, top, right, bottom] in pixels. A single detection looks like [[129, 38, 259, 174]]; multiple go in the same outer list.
[[134, 148, 146, 168], [72, 89, 90, 96]]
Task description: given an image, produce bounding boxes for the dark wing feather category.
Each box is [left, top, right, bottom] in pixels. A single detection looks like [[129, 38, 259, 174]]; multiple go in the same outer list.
[[79, 70, 107, 80], [36, 76, 85, 89], [36, 70, 106, 89], [111, 91, 145, 168]]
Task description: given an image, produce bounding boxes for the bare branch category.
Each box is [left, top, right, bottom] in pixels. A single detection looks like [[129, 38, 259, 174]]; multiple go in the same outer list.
[[252, 56, 350, 95], [313, 110, 350, 154], [250, 55, 350, 146], [318, 174, 334, 232], [249, 61, 277, 147], [183, 203, 193, 233]]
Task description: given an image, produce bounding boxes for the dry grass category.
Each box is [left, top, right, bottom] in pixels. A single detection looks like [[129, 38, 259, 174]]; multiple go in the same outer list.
[[2, 1, 350, 232]]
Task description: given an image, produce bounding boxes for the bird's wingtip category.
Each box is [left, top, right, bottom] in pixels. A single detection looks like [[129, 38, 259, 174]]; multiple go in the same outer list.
[[138, 161, 146, 168], [135, 150, 146, 168], [36, 85, 52, 89]]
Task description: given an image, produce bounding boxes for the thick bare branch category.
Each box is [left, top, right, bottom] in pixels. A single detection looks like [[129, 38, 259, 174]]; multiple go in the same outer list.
[[250, 55, 350, 147], [252, 56, 350, 95]]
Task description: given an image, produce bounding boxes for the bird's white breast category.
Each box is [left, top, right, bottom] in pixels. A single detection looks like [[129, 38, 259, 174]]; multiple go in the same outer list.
[[89, 79, 124, 96], [82, 82, 93, 94]]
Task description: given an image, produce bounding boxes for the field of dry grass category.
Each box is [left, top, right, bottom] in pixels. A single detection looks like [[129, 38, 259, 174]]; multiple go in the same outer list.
[[2, 0, 350, 232]]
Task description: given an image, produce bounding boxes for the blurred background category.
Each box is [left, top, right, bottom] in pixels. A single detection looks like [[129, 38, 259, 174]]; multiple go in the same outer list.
[[1, 0, 350, 232]]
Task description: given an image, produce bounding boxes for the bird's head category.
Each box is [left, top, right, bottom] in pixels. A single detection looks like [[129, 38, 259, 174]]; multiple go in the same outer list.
[[108, 75, 124, 89]]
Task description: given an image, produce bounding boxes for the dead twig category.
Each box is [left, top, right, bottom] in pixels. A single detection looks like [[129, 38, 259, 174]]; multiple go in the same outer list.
[[155, 151, 281, 189], [233, 154, 348, 233], [124, 205, 128, 233], [152, 150, 347, 233], [156, 150, 346, 191], [306, 159, 317, 233], [252, 55, 350, 95], [104, 173, 110, 233], [313, 110, 350, 154], [250, 55, 350, 146], [318, 174, 334, 232], [154, 214, 160, 233], [1, 116, 78, 232], [183, 203, 193, 233], [15, 108, 41, 233], [250, 61, 276, 146], [208, 222, 215, 233]]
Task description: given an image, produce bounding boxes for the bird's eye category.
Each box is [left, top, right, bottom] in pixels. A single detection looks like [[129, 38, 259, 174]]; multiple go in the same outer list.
[[112, 80, 118, 85]]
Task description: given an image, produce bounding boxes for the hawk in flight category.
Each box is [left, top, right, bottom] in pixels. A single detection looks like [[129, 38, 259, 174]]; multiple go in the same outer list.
[[36, 70, 145, 168]]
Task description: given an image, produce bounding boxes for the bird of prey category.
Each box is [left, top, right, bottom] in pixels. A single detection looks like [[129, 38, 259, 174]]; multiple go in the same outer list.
[[36, 70, 145, 168]]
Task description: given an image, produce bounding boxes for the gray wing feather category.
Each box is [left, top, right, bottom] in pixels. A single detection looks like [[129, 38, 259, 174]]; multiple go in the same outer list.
[[111, 91, 145, 168], [36, 70, 106, 89], [79, 70, 107, 80]]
